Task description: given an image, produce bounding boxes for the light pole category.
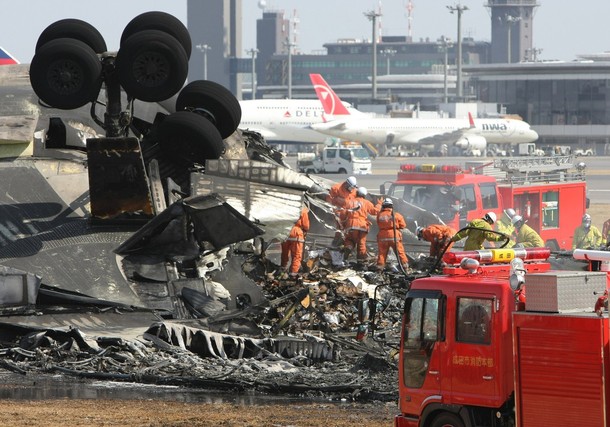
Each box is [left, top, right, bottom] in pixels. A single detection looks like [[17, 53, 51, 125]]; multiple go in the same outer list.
[[283, 39, 296, 99], [246, 48, 258, 99], [381, 48, 396, 75], [196, 44, 211, 80], [438, 36, 453, 103], [447, 4, 468, 101], [364, 10, 381, 100], [505, 15, 521, 63]]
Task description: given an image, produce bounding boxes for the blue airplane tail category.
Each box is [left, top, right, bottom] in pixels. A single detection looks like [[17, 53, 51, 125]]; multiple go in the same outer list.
[[0, 47, 19, 65]]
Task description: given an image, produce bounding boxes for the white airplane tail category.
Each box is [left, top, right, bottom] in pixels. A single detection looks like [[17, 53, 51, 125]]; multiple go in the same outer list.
[[309, 74, 351, 116]]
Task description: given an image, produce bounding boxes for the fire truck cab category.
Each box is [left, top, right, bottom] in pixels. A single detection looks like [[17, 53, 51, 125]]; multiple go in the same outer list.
[[395, 248, 610, 427], [380, 155, 587, 250]]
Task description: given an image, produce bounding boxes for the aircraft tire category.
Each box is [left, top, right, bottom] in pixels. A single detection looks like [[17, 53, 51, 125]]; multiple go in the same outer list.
[[35, 19, 107, 54], [116, 29, 188, 102], [30, 38, 102, 110], [120, 11, 192, 59], [175, 80, 242, 139], [156, 111, 225, 165]]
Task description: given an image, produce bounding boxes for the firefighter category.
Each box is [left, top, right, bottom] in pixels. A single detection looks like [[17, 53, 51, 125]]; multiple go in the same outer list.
[[572, 213, 603, 250], [341, 187, 381, 263], [603, 218, 610, 246], [376, 198, 409, 271], [327, 176, 357, 208], [416, 224, 457, 257], [327, 176, 358, 248], [451, 212, 507, 250], [511, 215, 545, 248], [280, 206, 310, 277], [496, 208, 516, 248]]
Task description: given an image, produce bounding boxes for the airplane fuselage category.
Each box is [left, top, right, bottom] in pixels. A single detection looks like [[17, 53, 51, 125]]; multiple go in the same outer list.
[[311, 117, 539, 146], [239, 100, 358, 144]]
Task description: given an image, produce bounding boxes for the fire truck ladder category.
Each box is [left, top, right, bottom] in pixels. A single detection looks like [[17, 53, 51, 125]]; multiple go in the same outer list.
[[492, 155, 585, 183]]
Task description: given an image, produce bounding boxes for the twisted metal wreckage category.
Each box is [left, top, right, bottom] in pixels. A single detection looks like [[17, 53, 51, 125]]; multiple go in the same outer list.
[[0, 121, 422, 400]]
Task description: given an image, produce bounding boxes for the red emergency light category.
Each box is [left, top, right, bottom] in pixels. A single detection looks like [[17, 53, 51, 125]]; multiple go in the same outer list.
[[440, 165, 461, 173], [443, 247, 550, 265], [399, 164, 417, 172]]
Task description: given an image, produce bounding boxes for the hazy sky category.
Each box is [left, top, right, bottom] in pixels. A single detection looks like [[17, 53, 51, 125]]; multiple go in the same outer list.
[[1, 0, 608, 64]]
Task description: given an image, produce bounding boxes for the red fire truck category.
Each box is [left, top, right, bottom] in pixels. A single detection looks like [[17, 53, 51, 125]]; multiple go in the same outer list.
[[394, 247, 610, 427], [380, 155, 588, 250]]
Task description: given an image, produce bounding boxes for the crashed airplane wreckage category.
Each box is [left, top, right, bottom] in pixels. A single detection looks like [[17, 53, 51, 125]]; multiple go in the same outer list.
[[0, 13, 439, 401]]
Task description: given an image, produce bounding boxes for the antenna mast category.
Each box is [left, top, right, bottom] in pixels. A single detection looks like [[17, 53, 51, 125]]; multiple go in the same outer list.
[[406, 0, 414, 42]]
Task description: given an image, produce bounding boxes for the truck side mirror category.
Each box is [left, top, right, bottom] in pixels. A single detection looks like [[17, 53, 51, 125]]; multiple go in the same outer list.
[[379, 183, 386, 195]]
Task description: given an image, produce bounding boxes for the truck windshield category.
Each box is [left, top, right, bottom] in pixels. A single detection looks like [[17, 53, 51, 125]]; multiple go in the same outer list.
[[388, 183, 464, 220], [349, 148, 370, 160]]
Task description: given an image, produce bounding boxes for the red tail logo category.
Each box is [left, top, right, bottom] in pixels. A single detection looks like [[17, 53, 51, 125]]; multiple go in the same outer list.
[[309, 74, 350, 116]]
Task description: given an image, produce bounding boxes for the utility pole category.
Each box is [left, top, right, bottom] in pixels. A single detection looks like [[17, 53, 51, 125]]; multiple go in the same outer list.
[[447, 4, 468, 101], [364, 10, 382, 100], [246, 48, 258, 100], [195, 44, 211, 80], [505, 15, 521, 63], [382, 48, 396, 75], [438, 36, 453, 104]]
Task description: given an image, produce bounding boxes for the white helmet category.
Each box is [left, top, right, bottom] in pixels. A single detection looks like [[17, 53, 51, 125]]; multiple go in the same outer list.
[[416, 226, 424, 240], [583, 213, 592, 228], [346, 176, 358, 189], [382, 198, 393, 208], [504, 208, 516, 219], [484, 212, 497, 224], [357, 187, 368, 197]]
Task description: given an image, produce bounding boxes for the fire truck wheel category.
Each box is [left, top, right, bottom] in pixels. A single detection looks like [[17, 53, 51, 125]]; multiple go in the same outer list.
[[120, 11, 192, 59], [30, 38, 102, 110], [430, 412, 465, 427], [175, 80, 242, 139], [117, 29, 188, 102], [35, 18, 107, 53], [156, 111, 225, 165]]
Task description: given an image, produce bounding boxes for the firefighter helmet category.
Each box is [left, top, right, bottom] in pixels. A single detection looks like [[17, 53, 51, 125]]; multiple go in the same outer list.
[[504, 208, 516, 219], [583, 213, 592, 228], [382, 198, 393, 208], [346, 176, 358, 190], [511, 214, 524, 229], [357, 187, 367, 197], [484, 212, 497, 224], [416, 226, 424, 240]]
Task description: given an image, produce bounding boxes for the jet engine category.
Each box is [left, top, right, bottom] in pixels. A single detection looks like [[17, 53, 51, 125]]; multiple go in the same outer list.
[[454, 135, 487, 151]]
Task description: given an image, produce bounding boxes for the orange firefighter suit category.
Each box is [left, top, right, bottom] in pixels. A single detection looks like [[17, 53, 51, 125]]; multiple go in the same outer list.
[[327, 181, 356, 209], [341, 197, 381, 262], [376, 207, 408, 269], [281, 207, 310, 274], [421, 224, 457, 257]]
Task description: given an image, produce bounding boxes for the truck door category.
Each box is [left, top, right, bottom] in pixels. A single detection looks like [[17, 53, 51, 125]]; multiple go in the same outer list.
[[399, 290, 443, 412], [324, 148, 338, 172], [449, 295, 498, 404]]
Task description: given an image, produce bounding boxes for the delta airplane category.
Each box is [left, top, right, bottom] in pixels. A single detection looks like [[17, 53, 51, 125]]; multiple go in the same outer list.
[[238, 97, 366, 144], [308, 74, 539, 153]]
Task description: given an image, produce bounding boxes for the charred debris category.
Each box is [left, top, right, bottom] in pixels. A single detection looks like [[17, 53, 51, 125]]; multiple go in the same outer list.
[[0, 12, 449, 402]]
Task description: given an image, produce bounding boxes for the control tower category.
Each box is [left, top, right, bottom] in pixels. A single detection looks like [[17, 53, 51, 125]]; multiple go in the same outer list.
[[486, 0, 539, 63]]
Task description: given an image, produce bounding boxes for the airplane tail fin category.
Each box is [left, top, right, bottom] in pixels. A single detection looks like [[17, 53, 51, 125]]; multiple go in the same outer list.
[[309, 74, 351, 116], [468, 112, 476, 128], [0, 47, 19, 65]]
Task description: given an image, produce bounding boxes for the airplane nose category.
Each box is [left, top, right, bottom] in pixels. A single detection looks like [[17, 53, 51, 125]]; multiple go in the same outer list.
[[529, 128, 539, 140]]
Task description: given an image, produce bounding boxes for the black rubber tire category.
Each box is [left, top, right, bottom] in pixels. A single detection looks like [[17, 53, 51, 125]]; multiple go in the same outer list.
[[30, 38, 102, 110], [156, 111, 225, 164], [35, 19, 107, 53], [116, 30, 188, 102], [430, 412, 465, 427], [120, 11, 191, 59], [338, 168, 347, 174], [175, 80, 242, 139]]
